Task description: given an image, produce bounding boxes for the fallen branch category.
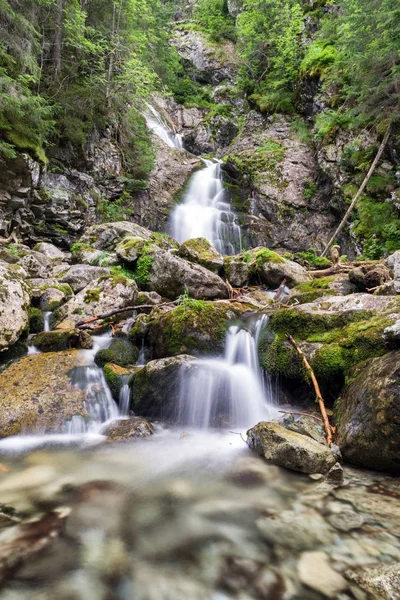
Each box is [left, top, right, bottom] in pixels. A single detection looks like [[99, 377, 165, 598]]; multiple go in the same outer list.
[[285, 333, 334, 446], [307, 265, 351, 278], [278, 410, 323, 423]]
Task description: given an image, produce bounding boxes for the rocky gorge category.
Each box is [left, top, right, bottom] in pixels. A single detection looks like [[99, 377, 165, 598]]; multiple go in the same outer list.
[[0, 3, 399, 598]]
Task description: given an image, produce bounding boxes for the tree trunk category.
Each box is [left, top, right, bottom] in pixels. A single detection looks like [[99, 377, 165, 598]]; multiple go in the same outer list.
[[321, 124, 392, 257], [53, 0, 63, 78]]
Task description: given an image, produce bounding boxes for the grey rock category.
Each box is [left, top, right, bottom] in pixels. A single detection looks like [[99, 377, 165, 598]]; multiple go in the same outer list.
[[326, 462, 344, 486], [147, 249, 229, 300], [257, 256, 311, 287], [54, 274, 138, 327], [375, 280, 400, 295], [224, 255, 250, 287], [388, 250, 400, 281], [298, 551, 347, 598], [105, 417, 154, 442], [327, 508, 364, 532], [383, 320, 400, 343], [80, 221, 152, 251], [346, 563, 400, 600], [0, 263, 31, 352], [281, 414, 326, 445], [335, 351, 400, 473], [247, 422, 337, 474], [59, 264, 110, 293], [178, 237, 223, 273], [34, 242, 66, 261], [40, 287, 66, 312], [116, 236, 148, 264], [257, 508, 333, 551]]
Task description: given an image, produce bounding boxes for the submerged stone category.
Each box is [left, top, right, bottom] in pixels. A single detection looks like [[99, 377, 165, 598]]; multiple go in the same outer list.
[[105, 417, 154, 442]]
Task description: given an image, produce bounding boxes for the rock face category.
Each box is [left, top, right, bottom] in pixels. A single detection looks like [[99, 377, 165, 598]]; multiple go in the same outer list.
[[0, 262, 30, 353], [130, 301, 243, 359], [335, 351, 400, 473], [0, 351, 88, 436], [247, 422, 337, 474], [53, 274, 138, 326], [130, 355, 195, 419], [147, 250, 228, 300]]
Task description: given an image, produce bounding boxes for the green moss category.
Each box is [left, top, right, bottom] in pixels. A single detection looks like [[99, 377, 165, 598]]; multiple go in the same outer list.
[[30, 330, 80, 352], [95, 339, 138, 368], [103, 363, 132, 400], [133, 246, 155, 287], [130, 366, 149, 408], [110, 266, 136, 281], [294, 249, 332, 270], [224, 137, 287, 189], [254, 248, 286, 266], [84, 288, 101, 304], [98, 273, 133, 288], [70, 242, 94, 256], [29, 308, 44, 334], [296, 277, 335, 293]]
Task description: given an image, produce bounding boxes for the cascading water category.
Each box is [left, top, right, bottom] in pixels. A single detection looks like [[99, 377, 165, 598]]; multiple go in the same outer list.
[[43, 311, 52, 332], [144, 103, 183, 149], [170, 159, 242, 255], [175, 315, 275, 429]]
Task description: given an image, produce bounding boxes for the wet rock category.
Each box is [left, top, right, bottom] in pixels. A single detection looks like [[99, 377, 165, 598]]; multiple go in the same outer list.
[[298, 551, 347, 598], [280, 414, 326, 445], [327, 508, 364, 532], [247, 422, 337, 474], [132, 300, 243, 358], [0, 262, 30, 352], [34, 242, 66, 261], [59, 264, 110, 293], [147, 249, 229, 300], [257, 507, 333, 550], [105, 417, 154, 442], [346, 563, 400, 600], [94, 338, 138, 368], [130, 355, 195, 419], [178, 238, 224, 274], [326, 462, 344, 486], [335, 351, 400, 473], [30, 330, 91, 353], [103, 363, 133, 399], [80, 221, 152, 251], [0, 351, 88, 436], [383, 320, 400, 343], [40, 287, 66, 312], [29, 307, 45, 334], [224, 254, 250, 287], [54, 274, 138, 327]]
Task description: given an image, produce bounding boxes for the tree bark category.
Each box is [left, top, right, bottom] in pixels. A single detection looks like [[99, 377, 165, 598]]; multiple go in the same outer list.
[[321, 124, 392, 257]]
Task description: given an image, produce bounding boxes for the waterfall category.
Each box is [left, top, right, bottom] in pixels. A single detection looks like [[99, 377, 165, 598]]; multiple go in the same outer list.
[[144, 103, 183, 149], [170, 159, 242, 255], [43, 311, 52, 332], [175, 316, 275, 429], [66, 333, 119, 434]]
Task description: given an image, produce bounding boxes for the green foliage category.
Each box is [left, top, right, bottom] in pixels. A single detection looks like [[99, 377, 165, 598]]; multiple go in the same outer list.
[[176, 287, 205, 311], [295, 249, 332, 269], [300, 42, 337, 77], [97, 193, 133, 223], [194, 0, 236, 42], [353, 196, 400, 259], [110, 265, 137, 281], [302, 178, 318, 201], [132, 246, 155, 286]]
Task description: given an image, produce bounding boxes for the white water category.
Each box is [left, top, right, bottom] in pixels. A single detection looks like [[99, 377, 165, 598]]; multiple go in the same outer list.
[[175, 316, 275, 429], [170, 159, 242, 255], [43, 311, 52, 332], [144, 103, 183, 149]]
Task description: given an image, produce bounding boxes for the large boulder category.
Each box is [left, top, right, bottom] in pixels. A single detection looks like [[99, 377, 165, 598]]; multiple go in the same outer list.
[[335, 351, 400, 473], [80, 222, 152, 251], [33, 242, 67, 262], [250, 248, 311, 287], [59, 264, 110, 293], [53, 274, 138, 326], [130, 355, 195, 419], [130, 300, 244, 358], [178, 238, 223, 274], [0, 351, 88, 437], [94, 338, 139, 368], [0, 262, 31, 353], [147, 250, 229, 300], [247, 422, 337, 474]]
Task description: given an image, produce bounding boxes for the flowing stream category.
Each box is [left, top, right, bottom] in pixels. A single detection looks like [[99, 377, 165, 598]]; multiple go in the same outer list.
[[144, 103, 183, 149]]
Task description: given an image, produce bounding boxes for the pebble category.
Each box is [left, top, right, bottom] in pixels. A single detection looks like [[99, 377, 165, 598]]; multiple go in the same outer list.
[[298, 551, 348, 598]]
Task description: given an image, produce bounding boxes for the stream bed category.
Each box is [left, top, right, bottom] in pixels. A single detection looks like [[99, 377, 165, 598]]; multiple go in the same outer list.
[[0, 431, 399, 599]]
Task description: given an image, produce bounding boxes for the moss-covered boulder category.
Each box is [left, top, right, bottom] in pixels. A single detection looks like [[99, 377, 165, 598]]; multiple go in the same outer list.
[[30, 330, 92, 353], [115, 236, 149, 264], [95, 338, 139, 368], [259, 294, 400, 390], [147, 249, 228, 300], [58, 264, 110, 293], [130, 355, 195, 419], [29, 307, 44, 334], [335, 351, 400, 473], [80, 222, 152, 251], [223, 254, 250, 287], [249, 247, 311, 288], [178, 237, 223, 274], [130, 300, 244, 358], [247, 422, 337, 474], [105, 417, 154, 442], [39, 287, 66, 312], [103, 363, 134, 399], [53, 274, 138, 327], [0, 351, 88, 437]]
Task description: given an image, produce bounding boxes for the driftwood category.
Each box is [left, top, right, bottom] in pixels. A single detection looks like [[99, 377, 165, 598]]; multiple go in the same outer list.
[[322, 123, 392, 257], [285, 333, 334, 446]]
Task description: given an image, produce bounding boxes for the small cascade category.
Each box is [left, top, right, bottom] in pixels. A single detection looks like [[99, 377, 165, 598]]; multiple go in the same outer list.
[[144, 103, 183, 149], [175, 316, 275, 429], [170, 159, 242, 255], [119, 376, 132, 417], [43, 311, 52, 332], [66, 333, 119, 434]]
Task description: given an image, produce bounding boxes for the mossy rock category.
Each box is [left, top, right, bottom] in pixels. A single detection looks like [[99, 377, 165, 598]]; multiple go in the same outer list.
[[30, 330, 89, 353], [29, 307, 44, 334], [105, 417, 154, 442], [0, 351, 88, 437], [178, 237, 224, 273], [95, 338, 139, 368], [134, 300, 244, 359], [103, 363, 133, 399]]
